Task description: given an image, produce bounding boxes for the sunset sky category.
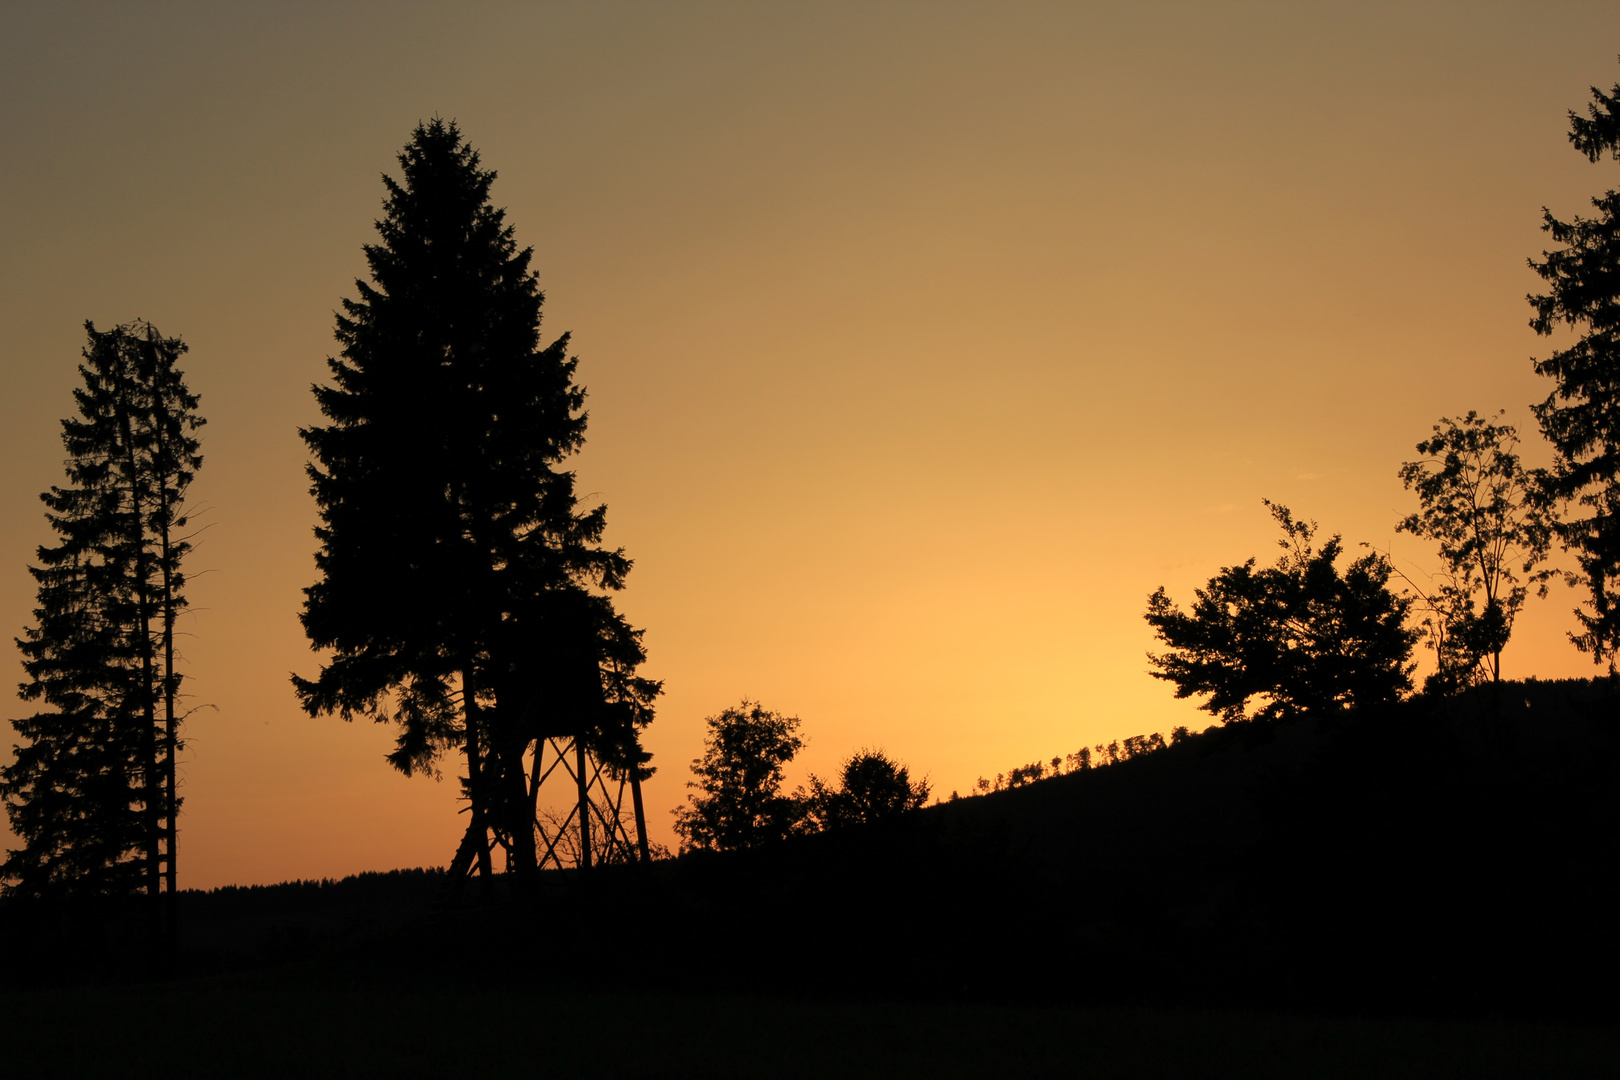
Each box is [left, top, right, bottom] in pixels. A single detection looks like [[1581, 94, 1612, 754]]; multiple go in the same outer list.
[[3, 3, 1619, 888]]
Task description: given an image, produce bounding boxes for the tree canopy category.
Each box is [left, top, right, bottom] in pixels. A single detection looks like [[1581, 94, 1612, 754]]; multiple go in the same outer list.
[[1145, 502, 1417, 723], [803, 750, 930, 830], [673, 701, 804, 852]]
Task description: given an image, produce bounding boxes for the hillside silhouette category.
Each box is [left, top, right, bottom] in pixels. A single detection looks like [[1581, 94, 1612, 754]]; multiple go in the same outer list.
[[7, 677, 1614, 1025], [592, 676, 1618, 1019]]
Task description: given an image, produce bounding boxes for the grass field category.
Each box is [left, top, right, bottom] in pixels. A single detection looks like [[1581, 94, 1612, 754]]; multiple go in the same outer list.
[[2, 963, 1616, 1079]]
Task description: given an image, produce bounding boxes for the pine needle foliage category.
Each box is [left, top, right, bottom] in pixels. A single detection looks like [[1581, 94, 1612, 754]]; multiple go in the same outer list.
[[1529, 68, 1620, 665]]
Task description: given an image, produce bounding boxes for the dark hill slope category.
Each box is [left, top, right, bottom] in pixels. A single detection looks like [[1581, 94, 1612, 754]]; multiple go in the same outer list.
[[540, 677, 1620, 1018], [4, 679, 1614, 1021]]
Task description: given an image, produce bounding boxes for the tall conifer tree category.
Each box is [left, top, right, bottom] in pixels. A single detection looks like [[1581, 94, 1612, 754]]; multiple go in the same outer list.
[[1530, 71, 1620, 665], [4, 320, 202, 918], [295, 120, 657, 877]]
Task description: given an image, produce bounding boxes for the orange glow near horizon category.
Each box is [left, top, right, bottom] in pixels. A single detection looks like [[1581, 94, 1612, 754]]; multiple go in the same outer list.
[[3, 4, 1620, 888]]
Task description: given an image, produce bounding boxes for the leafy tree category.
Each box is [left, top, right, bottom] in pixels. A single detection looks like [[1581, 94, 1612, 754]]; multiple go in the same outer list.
[[1005, 760, 1047, 788], [803, 749, 929, 830], [295, 119, 657, 879], [673, 701, 803, 852], [1145, 502, 1417, 723], [4, 320, 202, 916], [1395, 411, 1555, 690], [1529, 70, 1620, 666]]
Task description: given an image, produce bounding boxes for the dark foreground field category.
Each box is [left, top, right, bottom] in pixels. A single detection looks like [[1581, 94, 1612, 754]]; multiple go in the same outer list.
[[2, 678, 1617, 1074], [3, 965, 1617, 1079]]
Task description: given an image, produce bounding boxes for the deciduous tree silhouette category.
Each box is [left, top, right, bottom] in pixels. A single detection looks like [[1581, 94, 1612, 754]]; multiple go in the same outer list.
[[803, 749, 929, 830], [1396, 412, 1556, 690], [294, 120, 657, 881], [3, 321, 202, 932], [673, 701, 803, 852], [1145, 502, 1417, 723], [1530, 67, 1620, 666]]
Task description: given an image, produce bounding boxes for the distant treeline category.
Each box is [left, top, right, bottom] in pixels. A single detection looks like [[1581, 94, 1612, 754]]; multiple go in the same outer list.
[[961, 727, 1189, 798]]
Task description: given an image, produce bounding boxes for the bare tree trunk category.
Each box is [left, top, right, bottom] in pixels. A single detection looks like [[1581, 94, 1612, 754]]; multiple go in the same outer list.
[[151, 408, 181, 957], [487, 678, 537, 877], [439, 816, 488, 910], [160, 503, 179, 955], [462, 670, 495, 891], [137, 578, 159, 909], [528, 739, 544, 821], [116, 394, 162, 950], [504, 729, 538, 878]]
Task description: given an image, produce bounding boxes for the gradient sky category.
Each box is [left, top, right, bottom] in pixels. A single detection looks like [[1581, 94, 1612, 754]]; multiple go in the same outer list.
[[3, 2, 1619, 888]]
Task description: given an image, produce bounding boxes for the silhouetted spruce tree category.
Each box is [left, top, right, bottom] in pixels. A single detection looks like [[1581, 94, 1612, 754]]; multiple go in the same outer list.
[[3, 321, 202, 919], [1145, 502, 1417, 723], [295, 119, 657, 879], [1530, 70, 1620, 667]]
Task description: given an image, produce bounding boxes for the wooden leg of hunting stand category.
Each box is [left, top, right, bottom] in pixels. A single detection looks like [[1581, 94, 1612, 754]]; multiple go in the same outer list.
[[576, 737, 591, 874], [630, 769, 650, 864]]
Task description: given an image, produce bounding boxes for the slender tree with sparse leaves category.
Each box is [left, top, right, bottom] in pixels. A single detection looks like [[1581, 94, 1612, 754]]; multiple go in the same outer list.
[[1396, 411, 1556, 690], [1529, 67, 1620, 668], [295, 119, 658, 882], [4, 320, 202, 939]]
